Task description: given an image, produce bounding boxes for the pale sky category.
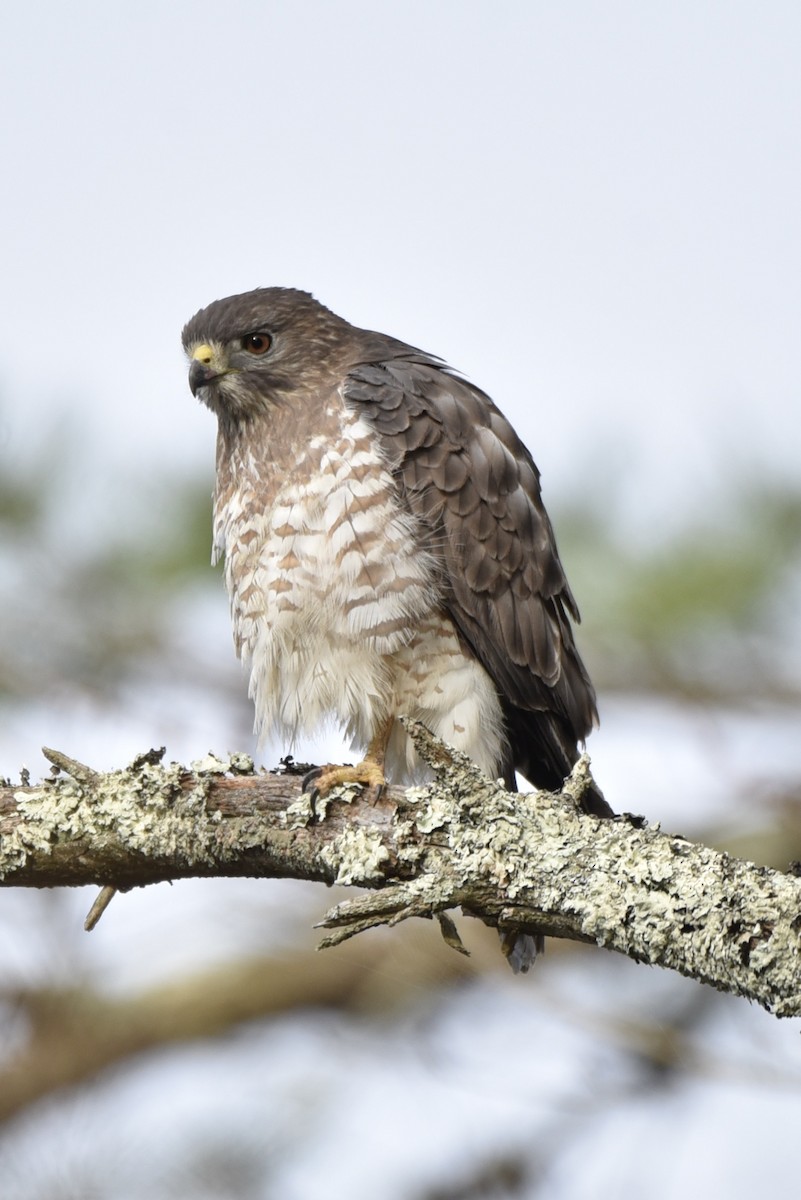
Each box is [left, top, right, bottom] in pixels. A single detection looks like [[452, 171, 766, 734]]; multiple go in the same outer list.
[[1, 1, 800, 532]]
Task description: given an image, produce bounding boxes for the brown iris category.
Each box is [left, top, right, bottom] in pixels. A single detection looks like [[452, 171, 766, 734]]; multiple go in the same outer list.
[[242, 332, 272, 355]]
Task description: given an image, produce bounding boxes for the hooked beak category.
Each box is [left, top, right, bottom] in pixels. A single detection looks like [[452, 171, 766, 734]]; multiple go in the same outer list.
[[189, 359, 217, 396], [188, 343, 227, 396]]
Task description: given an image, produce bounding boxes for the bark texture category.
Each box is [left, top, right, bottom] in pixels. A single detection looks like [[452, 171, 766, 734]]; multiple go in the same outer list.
[[1, 723, 800, 1017]]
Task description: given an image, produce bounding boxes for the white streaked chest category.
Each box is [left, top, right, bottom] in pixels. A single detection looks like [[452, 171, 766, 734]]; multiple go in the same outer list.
[[212, 398, 438, 739]]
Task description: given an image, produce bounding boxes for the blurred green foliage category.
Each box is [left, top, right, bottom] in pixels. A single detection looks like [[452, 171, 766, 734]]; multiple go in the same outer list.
[[0, 430, 217, 700], [559, 485, 801, 702], [1, 426, 801, 707], [0, 467, 45, 532]]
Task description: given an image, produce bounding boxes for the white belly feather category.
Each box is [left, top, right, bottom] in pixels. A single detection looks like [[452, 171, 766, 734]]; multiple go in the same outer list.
[[214, 407, 506, 782]]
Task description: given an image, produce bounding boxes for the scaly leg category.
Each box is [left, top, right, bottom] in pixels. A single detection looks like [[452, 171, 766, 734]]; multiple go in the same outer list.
[[303, 715, 394, 803]]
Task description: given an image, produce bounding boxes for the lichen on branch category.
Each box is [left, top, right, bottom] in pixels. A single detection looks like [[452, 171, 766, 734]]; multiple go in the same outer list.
[[1, 726, 800, 1018]]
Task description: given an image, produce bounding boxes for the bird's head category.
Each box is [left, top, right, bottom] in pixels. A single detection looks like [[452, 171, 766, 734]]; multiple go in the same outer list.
[[182, 287, 353, 420]]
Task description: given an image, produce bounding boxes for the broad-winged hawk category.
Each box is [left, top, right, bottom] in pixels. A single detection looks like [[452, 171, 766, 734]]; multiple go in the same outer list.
[[183, 289, 610, 959]]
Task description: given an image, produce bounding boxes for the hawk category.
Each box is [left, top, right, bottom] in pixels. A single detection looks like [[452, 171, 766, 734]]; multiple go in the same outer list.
[[183, 288, 610, 962]]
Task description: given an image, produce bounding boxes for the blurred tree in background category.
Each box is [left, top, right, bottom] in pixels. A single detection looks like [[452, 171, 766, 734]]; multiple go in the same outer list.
[[4, 425, 801, 710]]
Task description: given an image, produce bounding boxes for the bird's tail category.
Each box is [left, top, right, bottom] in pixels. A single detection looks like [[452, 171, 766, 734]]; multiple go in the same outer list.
[[499, 709, 615, 971], [500, 930, 544, 974]]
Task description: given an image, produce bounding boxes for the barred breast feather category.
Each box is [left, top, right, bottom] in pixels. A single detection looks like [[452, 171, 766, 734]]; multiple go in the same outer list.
[[213, 391, 507, 781]]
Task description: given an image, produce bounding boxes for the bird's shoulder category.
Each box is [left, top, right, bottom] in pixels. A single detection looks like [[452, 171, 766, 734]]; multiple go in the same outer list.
[[342, 351, 575, 610]]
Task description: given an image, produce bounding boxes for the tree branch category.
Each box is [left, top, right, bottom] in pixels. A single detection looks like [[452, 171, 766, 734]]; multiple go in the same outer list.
[[1, 722, 800, 1017]]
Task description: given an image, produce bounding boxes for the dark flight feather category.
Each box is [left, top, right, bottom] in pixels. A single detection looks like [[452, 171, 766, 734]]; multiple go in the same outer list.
[[343, 354, 611, 816]]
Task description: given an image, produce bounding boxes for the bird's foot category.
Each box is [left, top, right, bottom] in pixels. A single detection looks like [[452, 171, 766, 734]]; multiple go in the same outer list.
[[302, 759, 387, 811]]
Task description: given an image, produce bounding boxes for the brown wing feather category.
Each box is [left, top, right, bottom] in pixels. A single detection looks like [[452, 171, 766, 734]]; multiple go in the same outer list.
[[344, 354, 607, 807]]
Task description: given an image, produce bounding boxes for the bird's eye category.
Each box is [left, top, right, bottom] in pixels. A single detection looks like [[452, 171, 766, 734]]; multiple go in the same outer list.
[[241, 332, 272, 355]]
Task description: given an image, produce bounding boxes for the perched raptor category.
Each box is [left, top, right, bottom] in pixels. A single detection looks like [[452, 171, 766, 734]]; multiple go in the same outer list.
[[183, 288, 610, 958]]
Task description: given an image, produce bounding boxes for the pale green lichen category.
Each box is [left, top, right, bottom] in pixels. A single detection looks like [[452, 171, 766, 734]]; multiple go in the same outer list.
[[6, 726, 801, 1015], [282, 780, 364, 831], [190, 752, 254, 776], [1, 758, 224, 879], [414, 788, 458, 835], [395, 723, 801, 1015], [228, 752, 255, 774], [283, 792, 317, 830], [281, 780, 392, 884], [320, 826, 389, 886]]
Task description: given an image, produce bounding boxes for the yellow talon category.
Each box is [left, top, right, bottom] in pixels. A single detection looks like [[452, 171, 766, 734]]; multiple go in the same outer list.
[[306, 759, 387, 798]]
